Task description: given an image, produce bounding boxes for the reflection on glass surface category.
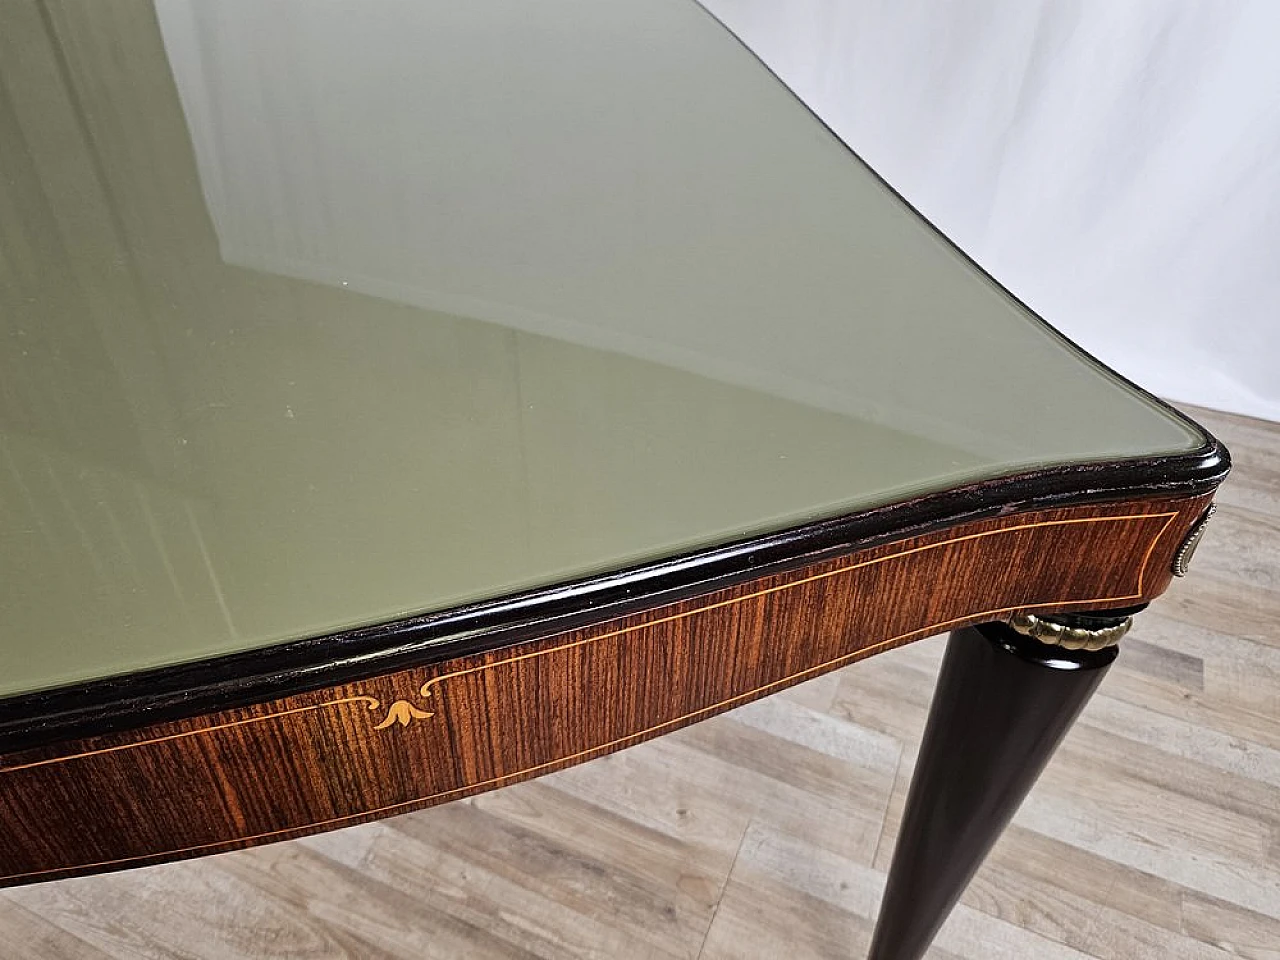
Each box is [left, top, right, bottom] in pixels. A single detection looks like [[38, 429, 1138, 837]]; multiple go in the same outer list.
[[0, 0, 1201, 696]]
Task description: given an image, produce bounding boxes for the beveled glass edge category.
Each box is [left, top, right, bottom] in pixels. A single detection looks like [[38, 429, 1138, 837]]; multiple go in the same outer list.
[[691, 0, 1210, 458]]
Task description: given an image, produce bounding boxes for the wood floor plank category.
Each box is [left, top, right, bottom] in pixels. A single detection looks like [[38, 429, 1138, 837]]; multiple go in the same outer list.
[[962, 837, 1242, 960], [3, 850, 382, 959], [386, 795, 716, 959], [0, 899, 108, 960], [1181, 890, 1280, 960], [212, 843, 537, 960], [306, 813, 685, 960]]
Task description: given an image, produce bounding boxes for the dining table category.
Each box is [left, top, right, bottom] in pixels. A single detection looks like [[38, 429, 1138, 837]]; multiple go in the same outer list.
[[0, 2, 1229, 957]]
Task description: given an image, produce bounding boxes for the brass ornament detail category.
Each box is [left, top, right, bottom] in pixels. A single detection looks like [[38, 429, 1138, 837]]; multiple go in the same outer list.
[[1009, 612, 1131, 651], [1172, 503, 1216, 577]]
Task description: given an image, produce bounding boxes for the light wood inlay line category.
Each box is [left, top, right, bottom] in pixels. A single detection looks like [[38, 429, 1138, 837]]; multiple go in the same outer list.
[[0, 697, 382, 775], [0, 507, 1185, 884], [0, 510, 1174, 778], [0, 610, 1108, 884], [408, 511, 1179, 706]]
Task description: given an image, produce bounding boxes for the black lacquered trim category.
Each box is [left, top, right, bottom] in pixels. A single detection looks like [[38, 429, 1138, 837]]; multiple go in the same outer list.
[[0, 436, 1227, 755]]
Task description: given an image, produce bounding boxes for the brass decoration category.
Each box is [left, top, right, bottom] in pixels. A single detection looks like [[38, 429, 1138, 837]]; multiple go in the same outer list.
[[1009, 612, 1131, 651], [1172, 503, 1216, 577]]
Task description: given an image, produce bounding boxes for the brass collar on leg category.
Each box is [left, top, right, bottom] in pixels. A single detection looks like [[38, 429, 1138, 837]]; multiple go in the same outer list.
[[1009, 613, 1132, 651]]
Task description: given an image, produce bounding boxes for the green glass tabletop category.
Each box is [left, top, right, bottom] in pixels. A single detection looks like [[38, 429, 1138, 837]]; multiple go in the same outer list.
[[0, 0, 1202, 699]]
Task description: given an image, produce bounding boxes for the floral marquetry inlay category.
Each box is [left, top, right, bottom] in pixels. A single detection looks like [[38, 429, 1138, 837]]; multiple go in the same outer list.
[[363, 684, 437, 730], [373, 700, 434, 729]]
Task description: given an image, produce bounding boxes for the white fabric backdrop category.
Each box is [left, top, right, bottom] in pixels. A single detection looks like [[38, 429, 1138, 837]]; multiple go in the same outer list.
[[703, 0, 1280, 422]]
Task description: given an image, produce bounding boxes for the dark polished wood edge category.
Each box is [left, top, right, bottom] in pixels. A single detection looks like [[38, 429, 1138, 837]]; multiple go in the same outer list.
[[0, 437, 1227, 755], [0, 1, 1229, 753]]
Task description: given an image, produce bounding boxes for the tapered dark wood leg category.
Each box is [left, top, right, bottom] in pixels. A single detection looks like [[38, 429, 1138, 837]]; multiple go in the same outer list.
[[867, 614, 1132, 960]]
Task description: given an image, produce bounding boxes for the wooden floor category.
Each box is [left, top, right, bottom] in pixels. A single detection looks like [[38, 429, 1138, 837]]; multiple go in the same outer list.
[[3, 404, 1277, 959]]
